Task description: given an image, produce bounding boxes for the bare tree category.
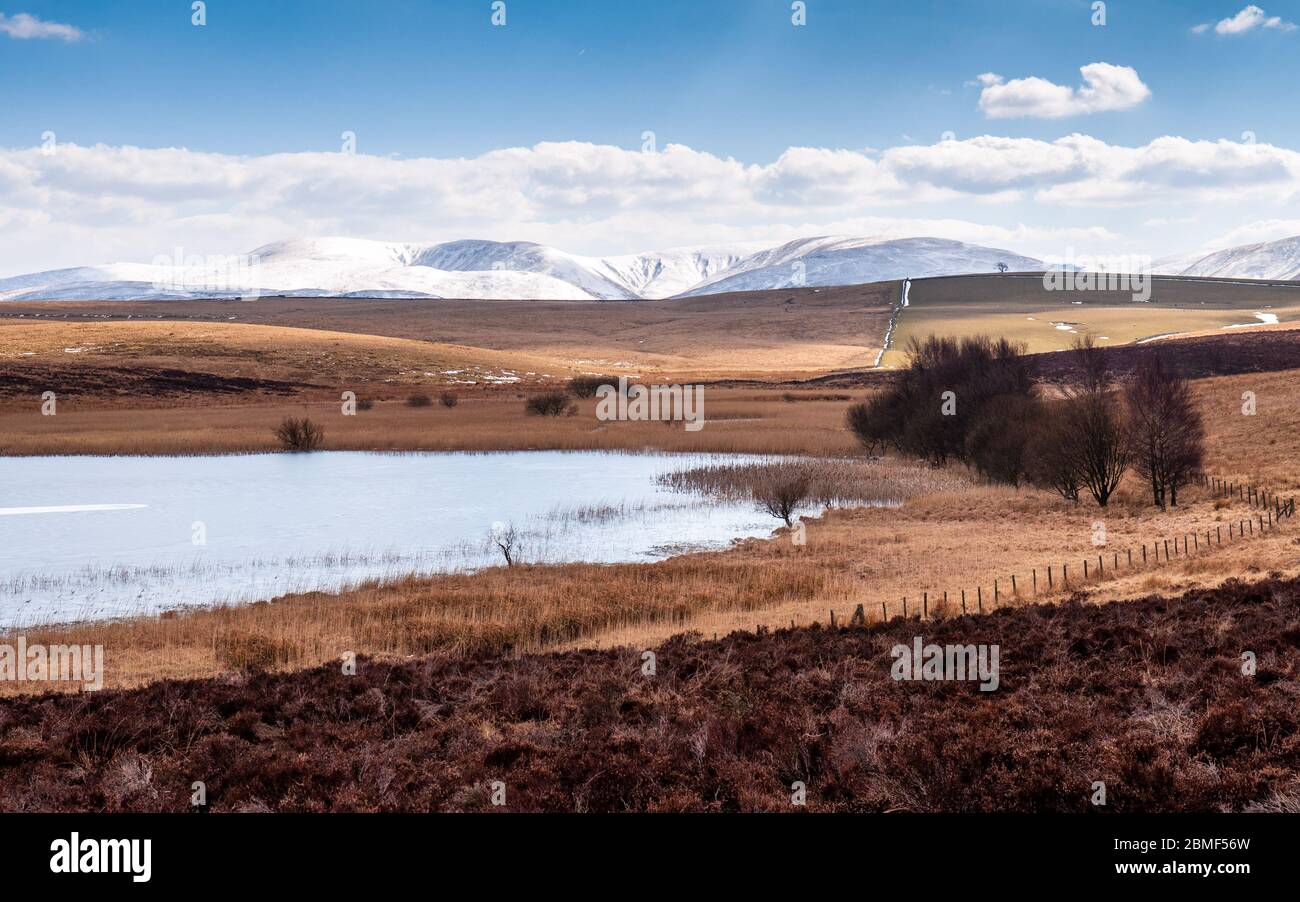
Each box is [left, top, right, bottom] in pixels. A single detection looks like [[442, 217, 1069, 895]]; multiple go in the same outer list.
[[1060, 336, 1129, 507], [488, 522, 519, 567], [755, 472, 812, 528], [1125, 353, 1205, 507], [1065, 392, 1129, 506], [1027, 412, 1082, 502]]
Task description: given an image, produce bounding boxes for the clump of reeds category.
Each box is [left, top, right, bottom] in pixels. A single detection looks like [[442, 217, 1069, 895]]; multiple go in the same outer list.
[[657, 457, 967, 508], [273, 417, 324, 452]]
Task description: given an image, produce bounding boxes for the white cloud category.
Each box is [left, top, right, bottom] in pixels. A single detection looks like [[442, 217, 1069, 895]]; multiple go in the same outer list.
[[0, 11, 84, 41], [976, 63, 1151, 118], [1206, 218, 1300, 247], [1195, 5, 1297, 35], [3, 135, 1300, 275]]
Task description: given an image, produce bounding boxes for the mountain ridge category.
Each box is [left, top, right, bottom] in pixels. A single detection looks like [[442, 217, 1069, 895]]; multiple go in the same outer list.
[[7, 231, 1300, 302], [0, 235, 1043, 302]]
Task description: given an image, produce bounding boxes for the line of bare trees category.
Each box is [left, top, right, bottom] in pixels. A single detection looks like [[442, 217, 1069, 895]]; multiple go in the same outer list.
[[847, 334, 1205, 508]]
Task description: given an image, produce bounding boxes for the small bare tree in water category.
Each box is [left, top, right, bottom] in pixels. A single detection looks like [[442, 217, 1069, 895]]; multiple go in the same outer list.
[[489, 522, 519, 567], [755, 472, 812, 528]]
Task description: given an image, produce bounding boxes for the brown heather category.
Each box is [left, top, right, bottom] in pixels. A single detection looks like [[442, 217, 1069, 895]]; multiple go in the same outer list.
[[1, 576, 1298, 811]]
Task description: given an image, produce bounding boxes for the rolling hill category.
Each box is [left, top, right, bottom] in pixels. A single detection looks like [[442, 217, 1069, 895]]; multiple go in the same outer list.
[[1156, 234, 1300, 281], [0, 235, 1037, 302]]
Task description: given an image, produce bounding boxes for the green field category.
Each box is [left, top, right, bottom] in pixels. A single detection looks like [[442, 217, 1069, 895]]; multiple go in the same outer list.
[[883, 273, 1300, 367]]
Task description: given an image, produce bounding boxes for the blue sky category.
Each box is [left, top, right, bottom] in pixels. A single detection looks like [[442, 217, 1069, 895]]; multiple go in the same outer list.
[[3, 0, 1300, 273], [6, 0, 1298, 156]]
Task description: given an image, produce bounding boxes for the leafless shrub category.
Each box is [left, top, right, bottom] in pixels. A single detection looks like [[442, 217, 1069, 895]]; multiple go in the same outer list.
[[407, 393, 433, 408], [439, 392, 459, 408], [846, 334, 1036, 470], [356, 397, 374, 411], [272, 417, 324, 452], [568, 376, 612, 398], [525, 391, 570, 416]]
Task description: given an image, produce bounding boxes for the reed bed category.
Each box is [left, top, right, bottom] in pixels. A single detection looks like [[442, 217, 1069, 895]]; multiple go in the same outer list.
[[656, 456, 970, 506]]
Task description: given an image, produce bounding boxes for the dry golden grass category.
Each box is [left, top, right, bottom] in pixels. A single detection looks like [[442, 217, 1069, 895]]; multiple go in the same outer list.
[[0, 319, 569, 398], [0, 283, 894, 381], [1192, 367, 1300, 492], [0, 388, 866, 456]]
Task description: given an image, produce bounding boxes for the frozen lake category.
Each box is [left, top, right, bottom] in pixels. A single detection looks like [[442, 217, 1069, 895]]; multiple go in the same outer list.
[[0, 451, 798, 627]]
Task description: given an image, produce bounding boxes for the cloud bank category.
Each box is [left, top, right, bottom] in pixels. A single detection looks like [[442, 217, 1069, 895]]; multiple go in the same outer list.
[[3, 134, 1299, 275]]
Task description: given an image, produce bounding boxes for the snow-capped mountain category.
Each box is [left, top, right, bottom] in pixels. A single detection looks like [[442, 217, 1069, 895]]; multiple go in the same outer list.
[[678, 236, 1042, 297], [1155, 235, 1300, 281], [0, 235, 1042, 302]]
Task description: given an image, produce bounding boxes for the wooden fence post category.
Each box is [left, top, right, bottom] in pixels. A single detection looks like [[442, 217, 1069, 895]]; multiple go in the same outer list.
[[977, 586, 983, 613], [923, 592, 928, 620]]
